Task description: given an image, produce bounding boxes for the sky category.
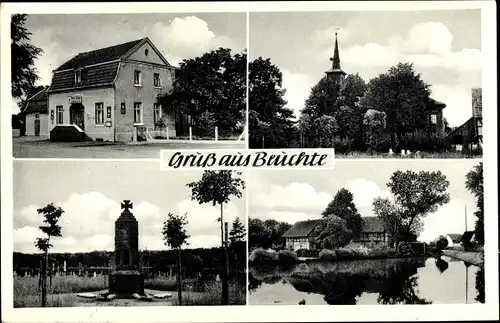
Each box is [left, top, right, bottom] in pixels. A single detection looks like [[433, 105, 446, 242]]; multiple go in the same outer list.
[[249, 160, 481, 243], [13, 161, 246, 254], [250, 10, 482, 127], [12, 13, 246, 114]]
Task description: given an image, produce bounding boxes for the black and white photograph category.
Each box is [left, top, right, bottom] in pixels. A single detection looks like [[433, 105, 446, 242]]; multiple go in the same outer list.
[[248, 160, 485, 305], [248, 11, 483, 158], [12, 161, 247, 306], [11, 13, 247, 158]]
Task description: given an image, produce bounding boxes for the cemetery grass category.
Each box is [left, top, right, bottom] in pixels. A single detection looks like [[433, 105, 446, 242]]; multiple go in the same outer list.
[[14, 275, 245, 307]]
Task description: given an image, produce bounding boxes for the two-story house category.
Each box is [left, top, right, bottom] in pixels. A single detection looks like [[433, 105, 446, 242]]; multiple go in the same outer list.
[[47, 37, 176, 142]]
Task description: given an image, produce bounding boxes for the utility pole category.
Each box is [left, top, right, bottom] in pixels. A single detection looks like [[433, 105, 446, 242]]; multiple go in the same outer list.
[[222, 221, 229, 305], [465, 204, 468, 232]]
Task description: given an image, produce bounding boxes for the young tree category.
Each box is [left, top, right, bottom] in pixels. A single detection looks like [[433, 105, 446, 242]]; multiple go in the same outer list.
[[373, 197, 403, 248], [322, 188, 363, 239], [229, 217, 246, 246], [465, 162, 484, 245], [34, 203, 63, 307], [11, 14, 43, 102], [386, 170, 450, 239], [187, 170, 245, 305], [162, 212, 190, 305]]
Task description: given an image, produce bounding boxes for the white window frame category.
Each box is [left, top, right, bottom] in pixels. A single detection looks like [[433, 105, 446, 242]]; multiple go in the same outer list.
[[153, 73, 161, 88], [153, 103, 162, 124], [134, 102, 143, 124], [75, 69, 82, 84], [95, 102, 104, 125], [134, 70, 142, 86], [56, 106, 64, 124], [431, 114, 437, 124]]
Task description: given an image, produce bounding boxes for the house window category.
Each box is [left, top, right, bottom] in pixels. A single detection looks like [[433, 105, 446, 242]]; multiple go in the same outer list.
[[56, 106, 63, 124], [154, 73, 161, 87], [153, 103, 162, 125], [134, 102, 143, 124], [95, 103, 104, 125], [75, 70, 82, 83], [431, 114, 437, 124], [121, 102, 126, 115], [145, 49, 149, 56], [134, 70, 142, 86]]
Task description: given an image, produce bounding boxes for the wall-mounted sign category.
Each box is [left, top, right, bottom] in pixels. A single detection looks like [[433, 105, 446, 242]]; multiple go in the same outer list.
[[68, 95, 82, 104], [105, 121, 112, 127], [107, 106, 112, 118]]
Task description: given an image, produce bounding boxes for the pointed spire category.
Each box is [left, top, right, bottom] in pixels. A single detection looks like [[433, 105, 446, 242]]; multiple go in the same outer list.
[[325, 28, 346, 83], [331, 31, 341, 70]]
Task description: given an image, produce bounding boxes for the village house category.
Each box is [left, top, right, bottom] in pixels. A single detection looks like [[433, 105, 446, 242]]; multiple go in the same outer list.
[[22, 86, 49, 137], [446, 88, 483, 154], [47, 37, 177, 142], [283, 216, 390, 251], [445, 233, 463, 248]]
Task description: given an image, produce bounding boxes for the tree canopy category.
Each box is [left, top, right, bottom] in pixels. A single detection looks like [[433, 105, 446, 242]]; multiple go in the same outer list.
[[11, 14, 43, 102], [312, 216, 352, 249], [248, 57, 296, 148], [322, 188, 363, 238], [465, 162, 484, 245], [162, 213, 190, 250], [229, 217, 246, 245], [187, 170, 245, 207], [159, 48, 246, 136]]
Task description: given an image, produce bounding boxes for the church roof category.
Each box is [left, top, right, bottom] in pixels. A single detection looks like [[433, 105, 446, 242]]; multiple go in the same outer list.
[[326, 31, 346, 76]]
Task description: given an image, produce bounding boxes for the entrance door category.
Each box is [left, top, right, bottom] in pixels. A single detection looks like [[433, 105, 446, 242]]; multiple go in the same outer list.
[[34, 115, 40, 136], [70, 104, 85, 131]]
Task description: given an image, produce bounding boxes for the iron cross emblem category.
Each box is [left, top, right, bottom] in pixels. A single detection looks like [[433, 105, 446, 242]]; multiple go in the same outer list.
[[121, 200, 133, 212]]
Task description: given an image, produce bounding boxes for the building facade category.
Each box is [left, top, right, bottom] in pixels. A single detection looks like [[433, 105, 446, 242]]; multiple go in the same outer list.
[[47, 37, 176, 142], [283, 216, 390, 251], [23, 86, 49, 137]]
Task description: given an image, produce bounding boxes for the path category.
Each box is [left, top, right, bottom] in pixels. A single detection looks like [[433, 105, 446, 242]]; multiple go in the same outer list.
[[13, 136, 245, 158]]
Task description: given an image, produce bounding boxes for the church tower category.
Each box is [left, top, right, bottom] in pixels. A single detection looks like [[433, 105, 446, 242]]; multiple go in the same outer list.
[[325, 30, 347, 85]]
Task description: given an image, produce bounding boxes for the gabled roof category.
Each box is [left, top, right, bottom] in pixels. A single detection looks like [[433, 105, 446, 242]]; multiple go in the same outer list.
[[23, 86, 49, 114], [282, 219, 324, 238], [282, 216, 386, 239], [447, 233, 462, 243], [459, 231, 475, 243], [54, 38, 144, 71], [361, 216, 385, 233], [48, 37, 173, 93]]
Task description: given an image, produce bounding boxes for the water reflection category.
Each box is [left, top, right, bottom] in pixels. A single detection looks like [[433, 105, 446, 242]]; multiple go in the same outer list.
[[249, 257, 485, 305]]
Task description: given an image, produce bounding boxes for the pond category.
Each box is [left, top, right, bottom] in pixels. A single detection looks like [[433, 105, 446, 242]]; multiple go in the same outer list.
[[248, 257, 485, 305]]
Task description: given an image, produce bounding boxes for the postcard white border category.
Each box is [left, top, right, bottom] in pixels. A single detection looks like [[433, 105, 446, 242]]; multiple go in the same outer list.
[[1, 1, 498, 322]]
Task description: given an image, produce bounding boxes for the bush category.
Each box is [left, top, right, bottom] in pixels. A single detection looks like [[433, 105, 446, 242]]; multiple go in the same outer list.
[[335, 247, 357, 260], [195, 111, 216, 138], [296, 249, 319, 258], [277, 250, 298, 264], [318, 249, 337, 261], [370, 132, 392, 153], [396, 241, 416, 257], [436, 236, 448, 250], [333, 137, 355, 154], [248, 248, 278, 264], [397, 130, 449, 153]]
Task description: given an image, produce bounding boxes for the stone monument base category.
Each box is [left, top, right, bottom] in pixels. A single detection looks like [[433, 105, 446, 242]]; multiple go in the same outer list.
[[109, 270, 145, 298]]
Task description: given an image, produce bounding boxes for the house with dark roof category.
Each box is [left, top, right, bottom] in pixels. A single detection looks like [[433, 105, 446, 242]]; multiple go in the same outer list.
[[282, 216, 389, 251], [47, 37, 176, 142], [23, 86, 49, 137], [445, 233, 463, 247]]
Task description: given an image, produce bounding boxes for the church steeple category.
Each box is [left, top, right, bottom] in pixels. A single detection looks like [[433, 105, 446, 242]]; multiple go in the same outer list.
[[325, 30, 347, 85]]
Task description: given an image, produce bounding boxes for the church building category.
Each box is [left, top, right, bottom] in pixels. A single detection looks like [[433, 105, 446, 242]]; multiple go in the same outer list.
[[326, 31, 446, 136], [47, 37, 176, 142]]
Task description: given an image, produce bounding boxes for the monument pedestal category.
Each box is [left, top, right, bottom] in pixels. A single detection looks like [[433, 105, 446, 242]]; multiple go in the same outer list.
[[109, 270, 144, 297]]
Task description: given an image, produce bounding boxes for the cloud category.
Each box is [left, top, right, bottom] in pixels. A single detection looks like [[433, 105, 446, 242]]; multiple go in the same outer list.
[[344, 179, 391, 210], [250, 182, 332, 213], [251, 211, 320, 224], [13, 191, 243, 253], [281, 68, 316, 118]]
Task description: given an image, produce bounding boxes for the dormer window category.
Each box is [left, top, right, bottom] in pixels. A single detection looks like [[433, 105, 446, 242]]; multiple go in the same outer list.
[[75, 69, 82, 84]]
